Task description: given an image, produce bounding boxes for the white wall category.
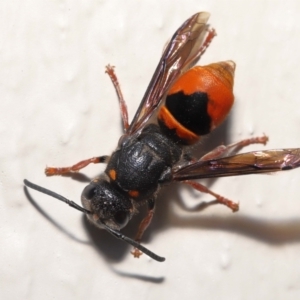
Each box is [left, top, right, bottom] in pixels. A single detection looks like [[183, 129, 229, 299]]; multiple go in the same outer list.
[[1, 1, 300, 299]]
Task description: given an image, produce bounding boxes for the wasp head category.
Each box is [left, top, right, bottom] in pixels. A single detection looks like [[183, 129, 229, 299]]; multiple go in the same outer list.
[[81, 178, 134, 231], [23, 179, 164, 262]]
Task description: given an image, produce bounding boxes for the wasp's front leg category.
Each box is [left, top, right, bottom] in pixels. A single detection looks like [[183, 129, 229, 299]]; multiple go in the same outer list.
[[131, 198, 156, 259], [45, 155, 109, 176]]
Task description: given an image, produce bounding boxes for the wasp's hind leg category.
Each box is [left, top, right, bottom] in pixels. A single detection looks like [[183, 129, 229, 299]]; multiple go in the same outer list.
[[200, 134, 268, 161]]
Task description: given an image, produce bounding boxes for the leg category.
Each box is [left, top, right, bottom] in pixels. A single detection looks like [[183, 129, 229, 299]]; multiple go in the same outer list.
[[178, 198, 223, 212], [45, 155, 109, 176], [185, 27, 216, 68], [183, 180, 239, 212], [200, 134, 268, 161], [105, 65, 129, 132], [131, 198, 155, 258]]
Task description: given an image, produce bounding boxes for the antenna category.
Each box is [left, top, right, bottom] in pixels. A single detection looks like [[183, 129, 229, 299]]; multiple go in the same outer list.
[[23, 179, 165, 262]]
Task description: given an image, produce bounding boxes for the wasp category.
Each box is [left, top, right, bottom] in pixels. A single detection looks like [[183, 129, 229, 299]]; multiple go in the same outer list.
[[24, 12, 300, 262]]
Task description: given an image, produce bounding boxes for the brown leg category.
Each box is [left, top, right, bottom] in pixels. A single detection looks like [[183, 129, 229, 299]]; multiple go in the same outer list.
[[131, 199, 155, 258], [200, 134, 268, 161], [185, 28, 216, 68], [105, 65, 129, 132], [45, 155, 109, 176], [183, 180, 239, 212]]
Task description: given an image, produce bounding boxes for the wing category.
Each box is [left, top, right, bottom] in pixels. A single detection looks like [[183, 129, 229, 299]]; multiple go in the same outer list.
[[127, 12, 211, 134], [173, 149, 300, 181]]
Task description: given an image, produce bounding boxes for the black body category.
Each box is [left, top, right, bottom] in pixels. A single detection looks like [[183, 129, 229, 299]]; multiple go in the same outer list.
[[106, 124, 182, 200], [82, 124, 183, 231]]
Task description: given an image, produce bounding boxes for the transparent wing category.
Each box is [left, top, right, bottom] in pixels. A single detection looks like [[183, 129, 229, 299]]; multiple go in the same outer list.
[[173, 149, 300, 181], [127, 12, 211, 134]]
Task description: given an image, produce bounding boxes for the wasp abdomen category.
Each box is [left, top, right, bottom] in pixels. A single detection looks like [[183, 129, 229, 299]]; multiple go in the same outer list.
[[158, 61, 235, 144]]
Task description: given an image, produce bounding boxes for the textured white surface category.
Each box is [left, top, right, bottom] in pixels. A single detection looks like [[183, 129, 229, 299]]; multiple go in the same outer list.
[[1, 0, 300, 299]]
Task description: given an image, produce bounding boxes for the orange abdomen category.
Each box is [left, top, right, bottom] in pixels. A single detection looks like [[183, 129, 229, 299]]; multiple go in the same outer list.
[[158, 61, 235, 144]]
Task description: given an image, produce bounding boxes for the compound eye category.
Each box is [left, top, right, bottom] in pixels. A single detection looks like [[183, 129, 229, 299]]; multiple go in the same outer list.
[[113, 211, 129, 228], [82, 184, 96, 200]]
